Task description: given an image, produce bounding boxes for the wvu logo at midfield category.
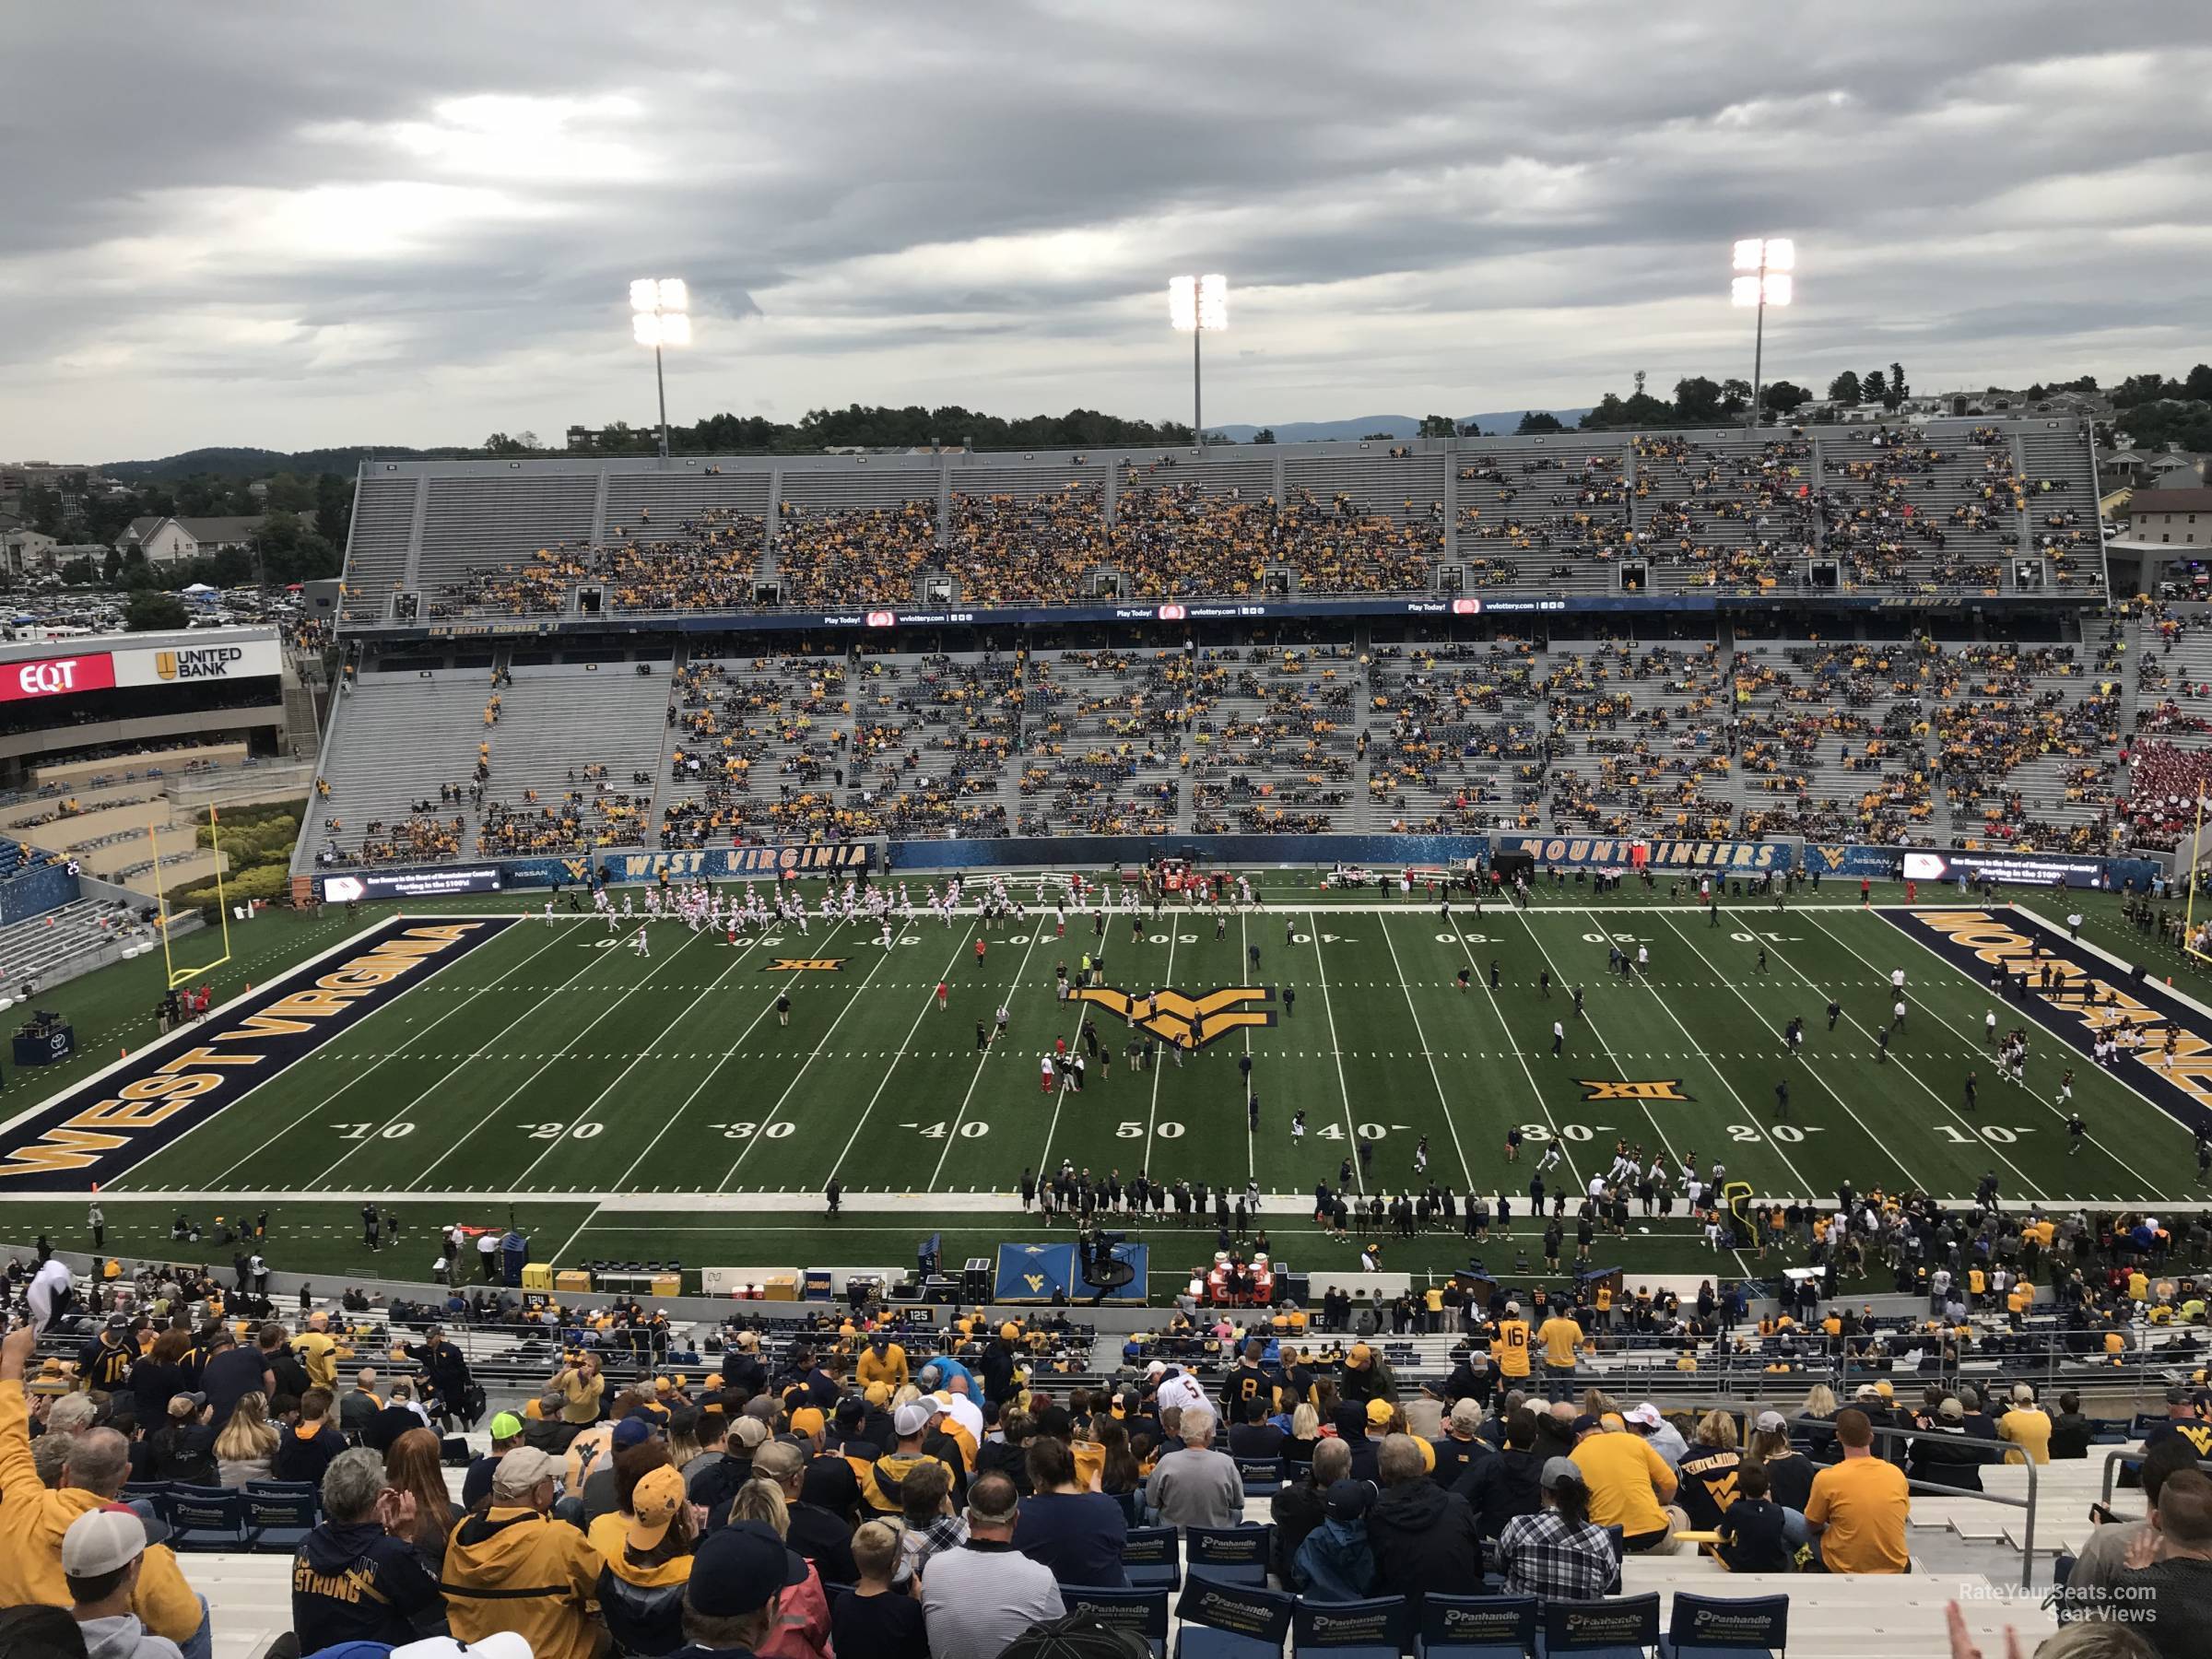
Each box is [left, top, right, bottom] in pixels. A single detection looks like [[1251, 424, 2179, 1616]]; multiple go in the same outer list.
[[1073, 985, 1276, 1051], [766, 958, 846, 972], [1579, 1079, 1694, 1102]]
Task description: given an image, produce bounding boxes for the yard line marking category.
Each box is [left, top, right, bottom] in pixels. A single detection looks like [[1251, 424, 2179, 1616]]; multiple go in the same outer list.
[[0, 1186, 2025, 1211], [1436, 908, 1586, 1194], [515, 926, 794, 1190], [1308, 909, 1365, 1194], [180, 922, 575, 1192], [609, 920, 861, 1192], [1376, 913, 1475, 1190], [825, 921, 982, 1188], [547, 1201, 602, 1270], [387, 925, 716, 1191], [1147, 916, 1181, 1160], [1514, 908, 1687, 1177], [1812, 910, 2158, 1197], [721, 921, 925, 1190], [1613, 910, 1832, 1198], [1767, 913, 2047, 1201], [1657, 911, 1929, 1194], [926, 920, 1050, 1190], [1035, 912, 1139, 1178], [1239, 910, 1253, 1184]]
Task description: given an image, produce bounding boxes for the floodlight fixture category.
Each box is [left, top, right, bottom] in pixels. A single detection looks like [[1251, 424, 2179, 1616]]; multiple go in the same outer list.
[[1168, 274, 1229, 450], [1729, 239, 1796, 429], [630, 276, 691, 457]]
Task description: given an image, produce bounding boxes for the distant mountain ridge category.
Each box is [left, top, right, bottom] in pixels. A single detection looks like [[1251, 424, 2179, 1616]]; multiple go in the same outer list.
[[99, 411, 1594, 477]]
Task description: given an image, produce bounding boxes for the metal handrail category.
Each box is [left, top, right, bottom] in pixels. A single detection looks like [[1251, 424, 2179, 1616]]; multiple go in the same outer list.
[[1864, 1418, 2043, 1589], [2098, 1444, 2212, 1505]]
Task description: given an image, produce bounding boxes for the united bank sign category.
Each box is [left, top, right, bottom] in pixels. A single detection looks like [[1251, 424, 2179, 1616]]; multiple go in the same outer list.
[[114, 639, 282, 688], [153, 645, 247, 680]]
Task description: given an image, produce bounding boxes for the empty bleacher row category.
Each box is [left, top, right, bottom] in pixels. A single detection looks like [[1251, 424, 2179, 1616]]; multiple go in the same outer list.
[[340, 420, 2103, 625]]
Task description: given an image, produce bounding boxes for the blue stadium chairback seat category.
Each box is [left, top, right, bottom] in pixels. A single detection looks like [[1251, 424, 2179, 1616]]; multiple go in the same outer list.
[[1065, 1585, 1171, 1659], [1124, 1525, 1182, 1593], [1174, 1579, 1294, 1659], [1238, 1457, 1287, 1498], [1663, 1592, 1787, 1659], [166, 1486, 248, 1551], [1292, 1595, 1410, 1659], [1188, 1524, 1274, 1587], [1417, 1594, 1540, 1659], [242, 1481, 319, 1553], [1539, 1593, 1662, 1659]]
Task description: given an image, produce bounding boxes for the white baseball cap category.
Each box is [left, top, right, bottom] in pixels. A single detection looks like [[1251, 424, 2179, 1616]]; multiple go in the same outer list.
[[62, 1508, 149, 1578]]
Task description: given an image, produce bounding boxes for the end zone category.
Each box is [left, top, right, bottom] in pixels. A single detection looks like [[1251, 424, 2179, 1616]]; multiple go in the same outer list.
[[0, 916, 515, 1190], [1883, 905, 2212, 1140]]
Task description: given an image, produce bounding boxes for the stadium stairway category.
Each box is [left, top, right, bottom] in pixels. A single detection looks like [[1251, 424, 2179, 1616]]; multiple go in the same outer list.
[[300, 669, 500, 862], [480, 662, 673, 851]]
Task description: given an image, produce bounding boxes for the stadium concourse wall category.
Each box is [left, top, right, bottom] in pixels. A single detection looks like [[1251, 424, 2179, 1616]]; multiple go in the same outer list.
[[312, 834, 2166, 901]]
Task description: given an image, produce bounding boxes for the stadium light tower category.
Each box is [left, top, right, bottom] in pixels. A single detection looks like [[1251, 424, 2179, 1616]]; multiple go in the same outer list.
[[629, 277, 690, 458], [1168, 274, 1228, 453], [1730, 239, 1793, 429]]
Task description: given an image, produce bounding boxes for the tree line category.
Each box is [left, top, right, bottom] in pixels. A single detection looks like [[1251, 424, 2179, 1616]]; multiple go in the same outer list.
[[14, 468, 351, 593]]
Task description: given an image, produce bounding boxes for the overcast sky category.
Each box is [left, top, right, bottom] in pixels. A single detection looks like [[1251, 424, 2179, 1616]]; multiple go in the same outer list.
[[5, 3, 2209, 461]]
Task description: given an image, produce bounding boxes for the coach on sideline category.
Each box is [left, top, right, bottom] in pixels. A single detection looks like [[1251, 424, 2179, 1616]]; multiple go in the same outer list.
[[0, 1324, 211, 1657]]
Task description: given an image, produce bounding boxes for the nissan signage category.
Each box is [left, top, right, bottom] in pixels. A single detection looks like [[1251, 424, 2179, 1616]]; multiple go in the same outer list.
[[0, 653, 115, 704]]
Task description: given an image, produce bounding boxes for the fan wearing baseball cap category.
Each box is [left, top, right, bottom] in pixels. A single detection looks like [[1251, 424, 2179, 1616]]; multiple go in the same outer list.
[[441, 1446, 604, 1659], [597, 1464, 697, 1657], [862, 1400, 963, 1515], [0, 1324, 206, 1653], [463, 1411, 528, 1512], [64, 1507, 180, 1659], [669, 1521, 806, 1659]]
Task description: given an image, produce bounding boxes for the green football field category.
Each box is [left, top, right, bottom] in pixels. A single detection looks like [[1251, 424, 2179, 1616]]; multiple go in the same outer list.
[[0, 872, 2205, 1289]]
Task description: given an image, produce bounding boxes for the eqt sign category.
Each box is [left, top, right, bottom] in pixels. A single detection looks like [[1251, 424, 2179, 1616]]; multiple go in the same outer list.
[[0, 653, 115, 705]]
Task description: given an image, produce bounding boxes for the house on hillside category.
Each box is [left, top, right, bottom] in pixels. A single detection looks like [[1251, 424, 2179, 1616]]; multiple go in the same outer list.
[[112, 514, 265, 565]]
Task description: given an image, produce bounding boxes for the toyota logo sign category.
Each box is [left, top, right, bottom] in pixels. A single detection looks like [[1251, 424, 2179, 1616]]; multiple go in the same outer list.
[[0, 653, 114, 704]]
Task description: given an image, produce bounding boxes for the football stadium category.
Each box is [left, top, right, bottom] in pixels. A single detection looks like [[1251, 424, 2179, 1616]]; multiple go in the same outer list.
[[4, 10, 2211, 1659]]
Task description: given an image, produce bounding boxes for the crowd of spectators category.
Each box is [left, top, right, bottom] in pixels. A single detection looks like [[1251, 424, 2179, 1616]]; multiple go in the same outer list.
[[1633, 434, 1818, 594], [433, 508, 768, 618], [1931, 645, 2121, 853], [1015, 651, 1184, 837]]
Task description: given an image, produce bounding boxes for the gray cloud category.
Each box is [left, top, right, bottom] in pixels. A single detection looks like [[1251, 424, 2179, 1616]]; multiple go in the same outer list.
[[2, 1, 2208, 458]]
